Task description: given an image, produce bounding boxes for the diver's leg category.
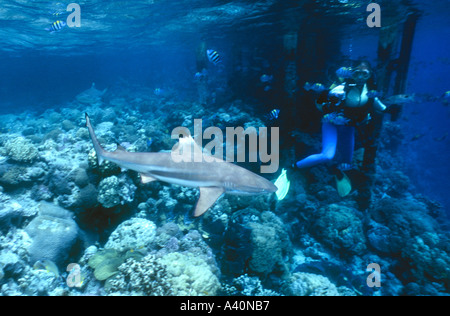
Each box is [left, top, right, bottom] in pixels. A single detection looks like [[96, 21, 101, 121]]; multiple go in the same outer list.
[[338, 125, 355, 169], [356, 112, 383, 210], [296, 122, 337, 168], [331, 125, 355, 197]]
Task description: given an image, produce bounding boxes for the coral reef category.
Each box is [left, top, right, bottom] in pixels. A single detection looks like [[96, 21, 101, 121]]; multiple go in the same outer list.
[[105, 255, 174, 295], [0, 79, 448, 297], [3, 136, 39, 163], [248, 211, 291, 276], [284, 272, 340, 296], [88, 248, 143, 281], [222, 274, 280, 296], [311, 204, 367, 255], [97, 175, 136, 208], [25, 202, 80, 266], [104, 218, 156, 252], [401, 233, 450, 284], [159, 252, 221, 296]]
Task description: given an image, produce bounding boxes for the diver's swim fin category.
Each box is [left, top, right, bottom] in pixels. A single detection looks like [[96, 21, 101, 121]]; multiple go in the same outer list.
[[334, 170, 352, 197]]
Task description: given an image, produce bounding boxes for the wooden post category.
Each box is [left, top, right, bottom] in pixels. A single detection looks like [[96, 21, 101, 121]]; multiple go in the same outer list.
[[196, 41, 208, 105], [394, 12, 419, 94]]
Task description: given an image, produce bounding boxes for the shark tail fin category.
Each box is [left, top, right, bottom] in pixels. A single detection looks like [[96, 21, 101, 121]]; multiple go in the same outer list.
[[85, 113, 107, 165]]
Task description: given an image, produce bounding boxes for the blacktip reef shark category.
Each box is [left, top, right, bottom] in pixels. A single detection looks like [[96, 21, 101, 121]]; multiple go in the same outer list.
[[85, 113, 277, 217]]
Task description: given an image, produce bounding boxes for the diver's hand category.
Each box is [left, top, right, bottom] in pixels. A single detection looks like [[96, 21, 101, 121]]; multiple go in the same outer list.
[[374, 97, 387, 112], [385, 103, 402, 121]]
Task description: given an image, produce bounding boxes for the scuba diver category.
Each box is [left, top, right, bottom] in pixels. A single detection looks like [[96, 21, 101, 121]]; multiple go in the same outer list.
[[295, 61, 389, 206]]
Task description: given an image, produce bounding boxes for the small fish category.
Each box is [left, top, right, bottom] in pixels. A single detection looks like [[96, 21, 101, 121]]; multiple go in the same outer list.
[[304, 82, 327, 93], [194, 69, 208, 80], [366, 90, 382, 98], [384, 94, 415, 105], [441, 91, 450, 106], [50, 2, 67, 17], [46, 20, 66, 33], [51, 10, 65, 17], [146, 137, 153, 147], [194, 72, 204, 80], [266, 109, 280, 121], [207, 49, 221, 65], [336, 67, 353, 79], [260, 74, 273, 83], [33, 260, 60, 278], [153, 88, 163, 96], [264, 85, 272, 92], [184, 211, 194, 226], [411, 133, 425, 141], [433, 132, 448, 142]]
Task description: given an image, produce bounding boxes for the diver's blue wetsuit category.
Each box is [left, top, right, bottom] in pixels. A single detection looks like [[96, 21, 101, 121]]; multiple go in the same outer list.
[[296, 82, 386, 170]]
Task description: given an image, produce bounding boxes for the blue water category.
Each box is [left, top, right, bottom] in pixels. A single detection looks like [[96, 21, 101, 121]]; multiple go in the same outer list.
[[0, 0, 449, 296]]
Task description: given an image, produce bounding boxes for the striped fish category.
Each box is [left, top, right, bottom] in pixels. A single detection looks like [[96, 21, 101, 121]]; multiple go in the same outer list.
[[207, 49, 221, 65], [47, 20, 66, 33], [266, 109, 280, 121]]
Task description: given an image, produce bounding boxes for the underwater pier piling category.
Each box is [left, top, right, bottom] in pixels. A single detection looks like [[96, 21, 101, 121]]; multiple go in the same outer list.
[[358, 6, 420, 210], [196, 40, 209, 105], [393, 11, 419, 95], [376, 8, 419, 100]]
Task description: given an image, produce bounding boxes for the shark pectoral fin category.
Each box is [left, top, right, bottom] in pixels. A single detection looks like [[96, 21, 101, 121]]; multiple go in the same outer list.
[[194, 187, 224, 217], [140, 174, 157, 184]]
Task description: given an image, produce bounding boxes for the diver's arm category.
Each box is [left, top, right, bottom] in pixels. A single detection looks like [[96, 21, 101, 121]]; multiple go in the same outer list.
[[374, 97, 387, 112], [316, 84, 345, 112], [315, 90, 329, 112]]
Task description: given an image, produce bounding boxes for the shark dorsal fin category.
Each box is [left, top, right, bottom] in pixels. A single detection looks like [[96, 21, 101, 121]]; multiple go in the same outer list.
[[173, 135, 203, 155], [115, 143, 127, 152], [194, 187, 224, 217]]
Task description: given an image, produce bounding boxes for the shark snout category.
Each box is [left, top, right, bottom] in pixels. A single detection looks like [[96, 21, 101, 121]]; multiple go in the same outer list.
[[264, 180, 278, 193], [250, 176, 278, 194]]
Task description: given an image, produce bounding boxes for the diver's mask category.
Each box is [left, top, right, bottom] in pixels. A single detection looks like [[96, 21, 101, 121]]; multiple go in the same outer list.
[[352, 69, 371, 82]]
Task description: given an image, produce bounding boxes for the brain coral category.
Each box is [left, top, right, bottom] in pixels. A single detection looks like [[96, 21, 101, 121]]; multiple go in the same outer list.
[[4, 137, 39, 163], [285, 272, 340, 296], [104, 218, 156, 252], [248, 211, 291, 276], [159, 252, 221, 296], [311, 204, 366, 255]]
